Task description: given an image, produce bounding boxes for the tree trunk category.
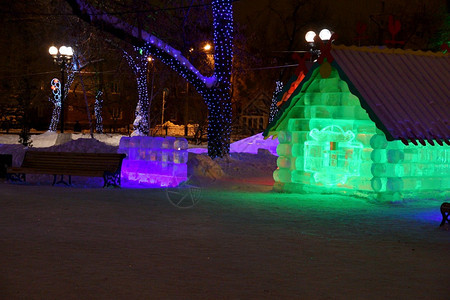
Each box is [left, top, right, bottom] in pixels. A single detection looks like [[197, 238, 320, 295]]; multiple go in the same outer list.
[[204, 87, 232, 158], [207, 0, 233, 158], [94, 90, 103, 133], [134, 75, 149, 135]]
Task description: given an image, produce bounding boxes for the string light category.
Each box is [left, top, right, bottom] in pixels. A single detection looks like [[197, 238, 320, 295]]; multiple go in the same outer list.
[[48, 70, 75, 132], [68, 0, 233, 158], [123, 47, 150, 136], [95, 90, 104, 133], [48, 78, 61, 132], [269, 81, 283, 123], [206, 0, 233, 158], [133, 0, 233, 157]]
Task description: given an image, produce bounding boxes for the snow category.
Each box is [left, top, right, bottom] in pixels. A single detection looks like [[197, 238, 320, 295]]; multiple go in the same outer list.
[[0, 132, 448, 298], [188, 132, 279, 155], [230, 132, 278, 155]]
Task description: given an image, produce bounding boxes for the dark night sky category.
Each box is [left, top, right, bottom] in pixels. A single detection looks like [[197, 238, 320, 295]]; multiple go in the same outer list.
[[235, 0, 447, 48]]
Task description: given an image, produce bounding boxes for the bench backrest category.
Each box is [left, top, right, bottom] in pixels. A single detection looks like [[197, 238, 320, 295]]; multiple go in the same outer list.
[[21, 151, 126, 173]]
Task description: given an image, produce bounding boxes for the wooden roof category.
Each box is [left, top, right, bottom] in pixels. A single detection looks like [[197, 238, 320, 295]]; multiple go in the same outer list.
[[265, 45, 449, 146], [332, 45, 449, 146]]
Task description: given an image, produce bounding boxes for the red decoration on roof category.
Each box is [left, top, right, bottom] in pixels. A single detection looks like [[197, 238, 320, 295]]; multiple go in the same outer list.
[[292, 52, 311, 76], [315, 33, 338, 64], [276, 53, 311, 107]]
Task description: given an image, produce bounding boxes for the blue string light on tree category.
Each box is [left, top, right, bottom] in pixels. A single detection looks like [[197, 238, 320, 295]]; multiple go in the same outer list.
[[123, 46, 151, 136], [70, 0, 234, 157], [133, 0, 233, 158], [95, 90, 104, 133], [208, 0, 234, 158], [48, 68, 75, 132]]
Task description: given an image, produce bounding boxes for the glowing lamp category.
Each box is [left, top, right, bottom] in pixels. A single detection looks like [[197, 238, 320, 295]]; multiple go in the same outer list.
[[59, 46, 67, 55], [203, 43, 212, 51], [319, 29, 332, 41], [305, 31, 316, 43], [65, 46, 74, 56], [49, 46, 58, 56]]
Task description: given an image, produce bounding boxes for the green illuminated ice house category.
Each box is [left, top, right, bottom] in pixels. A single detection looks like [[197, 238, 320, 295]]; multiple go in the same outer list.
[[264, 45, 449, 201]]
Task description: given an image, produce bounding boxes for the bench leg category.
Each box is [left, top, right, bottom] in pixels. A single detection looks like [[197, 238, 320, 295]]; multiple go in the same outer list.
[[103, 171, 121, 188], [440, 211, 449, 227], [440, 203, 450, 227], [53, 174, 71, 186], [7, 173, 25, 183]]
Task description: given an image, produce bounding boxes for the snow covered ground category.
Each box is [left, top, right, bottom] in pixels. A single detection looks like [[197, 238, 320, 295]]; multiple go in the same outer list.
[[0, 133, 448, 299]]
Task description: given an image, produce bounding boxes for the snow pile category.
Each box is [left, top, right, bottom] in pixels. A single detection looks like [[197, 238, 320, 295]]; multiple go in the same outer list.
[[185, 149, 278, 188], [188, 132, 279, 155], [0, 144, 27, 167], [213, 149, 277, 181], [0, 134, 22, 145], [230, 133, 278, 155], [31, 131, 60, 147], [37, 138, 118, 153], [0, 132, 123, 148], [188, 153, 225, 180], [76, 133, 122, 146]]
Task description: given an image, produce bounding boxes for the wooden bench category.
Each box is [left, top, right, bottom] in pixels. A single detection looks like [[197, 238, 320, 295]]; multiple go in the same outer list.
[[440, 202, 450, 227], [7, 151, 126, 187]]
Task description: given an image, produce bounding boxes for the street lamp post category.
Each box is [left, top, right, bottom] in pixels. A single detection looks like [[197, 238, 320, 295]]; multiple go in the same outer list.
[[305, 28, 333, 60], [49, 45, 73, 133]]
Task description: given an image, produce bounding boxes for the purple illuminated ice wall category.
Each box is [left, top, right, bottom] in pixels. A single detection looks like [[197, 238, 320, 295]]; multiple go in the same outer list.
[[118, 136, 188, 187]]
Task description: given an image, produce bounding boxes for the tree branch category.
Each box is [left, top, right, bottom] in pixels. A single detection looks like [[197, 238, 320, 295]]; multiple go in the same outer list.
[[64, 0, 217, 94]]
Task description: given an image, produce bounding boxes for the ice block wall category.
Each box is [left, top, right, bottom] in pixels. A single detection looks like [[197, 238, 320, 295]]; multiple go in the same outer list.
[[272, 65, 449, 199], [370, 134, 450, 197], [118, 136, 188, 187], [273, 68, 377, 192]]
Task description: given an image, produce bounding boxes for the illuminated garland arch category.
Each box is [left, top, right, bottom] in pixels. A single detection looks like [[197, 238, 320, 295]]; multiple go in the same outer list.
[[48, 78, 61, 132], [48, 70, 75, 132], [65, 0, 233, 158]]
